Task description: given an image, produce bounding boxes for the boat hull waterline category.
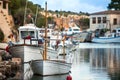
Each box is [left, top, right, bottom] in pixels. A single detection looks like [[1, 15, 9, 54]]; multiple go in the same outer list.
[[92, 37, 120, 43], [8, 45, 58, 62], [30, 60, 71, 76]]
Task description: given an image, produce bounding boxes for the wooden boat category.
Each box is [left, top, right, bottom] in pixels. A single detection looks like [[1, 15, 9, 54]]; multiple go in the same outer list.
[[8, 2, 58, 63], [92, 36, 120, 43], [8, 44, 58, 62], [8, 23, 59, 62], [92, 28, 120, 43], [30, 60, 71, 76], [30, 2, 72, 76]]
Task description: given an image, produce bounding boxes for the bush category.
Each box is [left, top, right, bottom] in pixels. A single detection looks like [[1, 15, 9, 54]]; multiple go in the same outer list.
[[0, 28, 4, 42]]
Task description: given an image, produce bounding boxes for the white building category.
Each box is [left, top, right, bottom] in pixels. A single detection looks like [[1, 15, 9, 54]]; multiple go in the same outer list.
[[90, 10, 120, 31]]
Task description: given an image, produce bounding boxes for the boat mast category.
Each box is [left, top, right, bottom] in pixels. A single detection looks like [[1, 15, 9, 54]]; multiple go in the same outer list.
[[61, 14, 65, 59], [35, 5, 38, 25], [23, 0, 28, 25], [63, 36, 66, 59], [43, 2, 48, 60]]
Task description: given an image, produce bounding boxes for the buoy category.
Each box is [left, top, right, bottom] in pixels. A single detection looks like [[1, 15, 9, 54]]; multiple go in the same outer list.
[[66, 75, 72, 80]]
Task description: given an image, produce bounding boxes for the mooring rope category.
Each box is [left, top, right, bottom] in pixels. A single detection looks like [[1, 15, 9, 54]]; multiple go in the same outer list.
[[24, 61, 33, 79]]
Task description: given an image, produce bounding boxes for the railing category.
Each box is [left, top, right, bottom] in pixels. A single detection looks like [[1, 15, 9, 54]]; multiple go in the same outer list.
[[23, 38, 43, 45]]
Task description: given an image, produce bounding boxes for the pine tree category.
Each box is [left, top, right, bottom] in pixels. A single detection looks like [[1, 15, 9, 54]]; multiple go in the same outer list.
[[108, 0, 120, 10]]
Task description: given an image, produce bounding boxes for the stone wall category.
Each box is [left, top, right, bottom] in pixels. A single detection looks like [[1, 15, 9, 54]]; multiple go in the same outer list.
[[0, 0, 14, 42]]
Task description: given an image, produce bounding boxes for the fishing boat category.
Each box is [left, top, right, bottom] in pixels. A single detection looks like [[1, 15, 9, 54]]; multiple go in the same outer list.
[[8, 24, 59, 62], [30, 2, 72, 76], [8, 1, 58, 62], [92, 27, 120, 43]]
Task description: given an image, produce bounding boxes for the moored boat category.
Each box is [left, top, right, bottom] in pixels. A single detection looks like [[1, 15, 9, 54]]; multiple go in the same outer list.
[[92, 27, 120, 43], [30, 2, 72, 76], [30, 60, 71, 76], [92, 36, 120, 43]]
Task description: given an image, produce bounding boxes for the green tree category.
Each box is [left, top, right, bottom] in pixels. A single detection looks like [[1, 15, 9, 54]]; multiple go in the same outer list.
[[47, 17, 54, 24], [36, 16, 46, 28], [9, 0, 44, 27], [8, 0, 90, 30], [79, 18, 89, 29], [9, 0, 26, 15], [14, 8, 25, 26], [108, 0, 120, 10]]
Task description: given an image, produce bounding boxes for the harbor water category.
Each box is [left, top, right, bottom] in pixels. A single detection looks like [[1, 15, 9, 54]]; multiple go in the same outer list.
[[22, 43, 120, 80]]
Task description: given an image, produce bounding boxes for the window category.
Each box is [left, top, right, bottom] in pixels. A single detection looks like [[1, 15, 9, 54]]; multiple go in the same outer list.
[[3, 2, 6, 9], [21, 31, 35, 39], [112, 30, 116, 33], [98, 17, 101, 23], [73, 29, 79, 31], [69, 27, 72, 31], [92, 17, 96, 24], [113, 18, 117, 25], [103, 17, 106, 23]]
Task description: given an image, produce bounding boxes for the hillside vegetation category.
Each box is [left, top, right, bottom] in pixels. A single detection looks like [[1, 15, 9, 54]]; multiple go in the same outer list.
[[9, 0, 89, 28]]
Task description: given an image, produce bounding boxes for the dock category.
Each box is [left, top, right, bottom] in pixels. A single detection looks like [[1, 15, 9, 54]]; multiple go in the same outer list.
[[0, 43, 22, 79], [72, 31, 92, 42], [0, 58, 22, 79]]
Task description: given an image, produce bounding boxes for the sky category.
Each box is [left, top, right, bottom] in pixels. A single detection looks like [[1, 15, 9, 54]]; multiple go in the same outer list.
[[29, 0, 111, 13]]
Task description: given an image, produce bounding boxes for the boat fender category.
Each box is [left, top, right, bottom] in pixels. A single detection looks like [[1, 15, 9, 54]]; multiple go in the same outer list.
[[66, 75, 72, 80], [5, 46, 9, 52], [25, 35, 31, 39]]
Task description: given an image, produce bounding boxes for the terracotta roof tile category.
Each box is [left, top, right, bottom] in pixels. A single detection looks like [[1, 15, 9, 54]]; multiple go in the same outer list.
[[90, 10, 120, 15]]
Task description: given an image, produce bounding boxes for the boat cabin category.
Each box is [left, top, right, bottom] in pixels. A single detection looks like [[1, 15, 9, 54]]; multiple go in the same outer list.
[[18, 24, 45, 45], [62, 26, 81, 36], [39, 28, 53, 38], [103, 27, 120, 38], [112, 27, 120, 36], [112, 27, 120, 33], [18, 24, 40, 40]]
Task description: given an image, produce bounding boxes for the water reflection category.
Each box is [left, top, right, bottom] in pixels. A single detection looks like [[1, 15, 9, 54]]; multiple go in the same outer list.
[[71, 48, 120, 80], [90, 48, 120, 70], [90, 48, 108, 69], [25, 44, 120, 80]]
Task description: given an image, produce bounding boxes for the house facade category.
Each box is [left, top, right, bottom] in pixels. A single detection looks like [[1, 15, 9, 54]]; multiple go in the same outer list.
[[90, 10, 120, 31]]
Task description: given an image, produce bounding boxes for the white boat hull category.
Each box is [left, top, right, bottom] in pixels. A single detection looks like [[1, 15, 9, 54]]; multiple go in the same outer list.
[[31, 74, 68, 80], [8, 45, 58, 62], [92, 37, 120, 43], [31, 60, 71, 76]]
